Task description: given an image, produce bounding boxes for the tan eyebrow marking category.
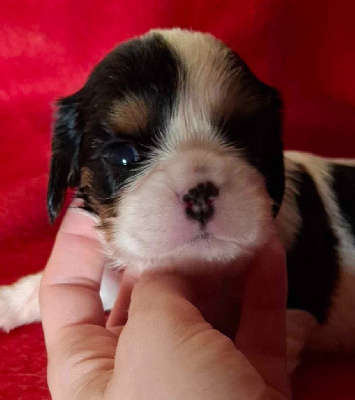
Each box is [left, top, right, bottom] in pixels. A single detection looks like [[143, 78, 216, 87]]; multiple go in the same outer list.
[[80, 166, 93, 187], [108, 97, 149, 134]]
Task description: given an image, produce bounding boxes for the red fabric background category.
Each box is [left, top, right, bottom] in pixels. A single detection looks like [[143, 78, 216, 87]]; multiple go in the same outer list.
[[0, 1, 354, 399]]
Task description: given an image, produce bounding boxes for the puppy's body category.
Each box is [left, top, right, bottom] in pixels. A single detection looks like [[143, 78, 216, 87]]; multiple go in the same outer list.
[[1, 29, 354, 369], [280, 152, 355, 352]]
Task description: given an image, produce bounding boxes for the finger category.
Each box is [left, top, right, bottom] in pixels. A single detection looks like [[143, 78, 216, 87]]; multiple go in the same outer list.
[[115, 272, 287, 400], [190, 273, 242, 339], [235, 236, 289, 396], [40, 207, 106, 350], [128, 272, 206, 329], [106, 271, 138, 327], [113, 273, 213, 389]]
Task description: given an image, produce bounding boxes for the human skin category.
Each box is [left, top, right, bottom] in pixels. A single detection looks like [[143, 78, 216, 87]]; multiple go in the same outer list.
[[40, 207, 290, 400]]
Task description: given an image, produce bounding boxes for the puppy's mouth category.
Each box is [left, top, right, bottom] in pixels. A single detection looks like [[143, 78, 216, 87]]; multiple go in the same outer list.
[[191, 230, 213, 242], [152, 230, 252, 261], [189, 231, 251, 249]]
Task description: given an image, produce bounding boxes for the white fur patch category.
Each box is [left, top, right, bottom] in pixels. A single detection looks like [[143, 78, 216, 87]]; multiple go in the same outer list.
[[0, 272, 42, 332], [150, 29, 241, 154], [0, 268, 120, 332]]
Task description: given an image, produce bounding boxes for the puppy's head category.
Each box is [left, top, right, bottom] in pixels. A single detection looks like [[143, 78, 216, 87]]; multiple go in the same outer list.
[[47, 29, 284, 272]]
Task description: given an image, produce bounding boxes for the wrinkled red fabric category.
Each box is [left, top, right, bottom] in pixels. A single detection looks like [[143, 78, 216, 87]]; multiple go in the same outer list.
[[0, 1, 354, 399]]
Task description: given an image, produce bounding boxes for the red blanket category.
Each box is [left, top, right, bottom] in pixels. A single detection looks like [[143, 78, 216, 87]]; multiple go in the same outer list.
[[1, 1, 354, 399]]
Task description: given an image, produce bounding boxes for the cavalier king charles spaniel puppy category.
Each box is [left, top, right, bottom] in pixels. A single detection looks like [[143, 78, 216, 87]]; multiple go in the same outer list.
[[1, 29, 355, 373]]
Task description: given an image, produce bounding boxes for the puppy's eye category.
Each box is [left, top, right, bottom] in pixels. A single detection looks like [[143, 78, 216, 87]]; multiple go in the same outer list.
[[102, 142, 139, 166]]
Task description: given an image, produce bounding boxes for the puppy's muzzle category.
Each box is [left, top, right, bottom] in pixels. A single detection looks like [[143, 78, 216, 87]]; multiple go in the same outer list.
[[182, 181, 219, 224]]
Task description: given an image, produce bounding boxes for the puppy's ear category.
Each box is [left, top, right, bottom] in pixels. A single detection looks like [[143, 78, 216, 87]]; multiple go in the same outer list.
[[234, 73, 284, 216], [47, 92, 83, 223], [251, 85, 284, 217]]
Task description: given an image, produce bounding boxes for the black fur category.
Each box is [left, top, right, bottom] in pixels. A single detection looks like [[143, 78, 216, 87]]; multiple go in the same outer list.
[[80, 34, 181, 210], [48, 34, 181, 217], [332, 164, 355, 239], [47, 91, 83, 222], [220, 54, 284, 216], [287, 168, 340, 323]]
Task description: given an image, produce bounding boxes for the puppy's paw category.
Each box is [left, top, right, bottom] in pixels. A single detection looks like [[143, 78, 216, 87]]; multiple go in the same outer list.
[[0, 272, 42, 332], [0, 285, 23, 332]]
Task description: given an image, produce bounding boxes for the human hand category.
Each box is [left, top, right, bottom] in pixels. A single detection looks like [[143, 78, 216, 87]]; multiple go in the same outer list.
[[40, 207, 290, 400]]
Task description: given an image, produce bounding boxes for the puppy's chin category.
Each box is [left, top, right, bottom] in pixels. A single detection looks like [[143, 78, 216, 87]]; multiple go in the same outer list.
[[105, 227, 272, 274], [102, 143, 274, 274]]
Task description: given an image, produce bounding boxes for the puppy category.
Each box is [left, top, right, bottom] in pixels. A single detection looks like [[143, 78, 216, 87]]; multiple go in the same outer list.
[[1, 29, 355, 374]]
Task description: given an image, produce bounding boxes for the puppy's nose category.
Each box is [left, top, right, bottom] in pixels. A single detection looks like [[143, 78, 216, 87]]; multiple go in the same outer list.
[[182, 181, 219, 224]]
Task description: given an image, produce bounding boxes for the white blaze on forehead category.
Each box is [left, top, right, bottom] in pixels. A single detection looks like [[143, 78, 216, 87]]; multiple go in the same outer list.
[[150, 29, 240, 151]]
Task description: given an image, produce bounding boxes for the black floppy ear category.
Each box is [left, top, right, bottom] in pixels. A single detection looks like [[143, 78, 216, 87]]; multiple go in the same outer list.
[[252, 85, 284, 217], [233, 69, 284, 216], [47, 92, 83, 223]]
